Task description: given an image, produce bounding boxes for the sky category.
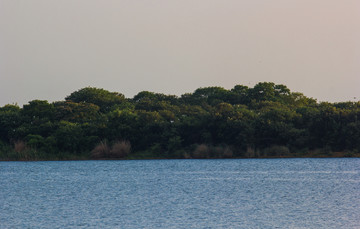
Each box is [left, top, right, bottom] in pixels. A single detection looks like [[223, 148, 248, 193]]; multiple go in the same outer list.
[[1, 0, 359, 106]]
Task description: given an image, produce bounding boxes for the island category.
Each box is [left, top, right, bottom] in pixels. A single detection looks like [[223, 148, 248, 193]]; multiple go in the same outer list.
[[0, 82, 359, 160]]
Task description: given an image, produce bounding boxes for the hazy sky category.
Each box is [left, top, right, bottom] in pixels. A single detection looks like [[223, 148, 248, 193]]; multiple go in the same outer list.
[[1, 0, 359, 106]]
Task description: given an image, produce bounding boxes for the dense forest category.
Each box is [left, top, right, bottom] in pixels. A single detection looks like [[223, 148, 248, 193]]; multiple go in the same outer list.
[[0, 82, 359, 160]]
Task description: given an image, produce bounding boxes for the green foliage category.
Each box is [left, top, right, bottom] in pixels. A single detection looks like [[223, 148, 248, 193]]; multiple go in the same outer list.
[[250, 82, 277, 102], [0, 104, 22, 141], [22, 100, 55, 121], [181, 87, 229, 107], [66, 87, 125, 112], [230, 85, 249, 105], [0, 82, 359, 160], [25, 134, 45, 148], [55, 121, 84, 153], [53, 101, 100, 123]]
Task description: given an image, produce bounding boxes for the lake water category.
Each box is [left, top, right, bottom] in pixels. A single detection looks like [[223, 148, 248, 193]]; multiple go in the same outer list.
[[1, 158, 359, 228]]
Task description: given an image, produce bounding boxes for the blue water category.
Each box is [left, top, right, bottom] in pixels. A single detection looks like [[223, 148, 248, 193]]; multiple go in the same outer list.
[[1, 158, 359, 229]]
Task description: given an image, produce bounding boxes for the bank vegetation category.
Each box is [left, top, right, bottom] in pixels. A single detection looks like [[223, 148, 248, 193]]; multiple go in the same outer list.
[[1, 82, 359, 160]]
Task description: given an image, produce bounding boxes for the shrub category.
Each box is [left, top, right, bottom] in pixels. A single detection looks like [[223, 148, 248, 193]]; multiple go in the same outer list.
[[14, 140, 27, 153], [263, 145, 290, 157], [91, 141, 110, 159], [222, 146, 234, 158], [245, 145, 256, 158], [110, 140, 131, 158], [192, 144, 210, 159], [25, 134, 45, 149]]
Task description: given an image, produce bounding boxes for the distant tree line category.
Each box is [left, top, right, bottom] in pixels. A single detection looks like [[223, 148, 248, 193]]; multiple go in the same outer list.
[[0, 82, 359, 160]]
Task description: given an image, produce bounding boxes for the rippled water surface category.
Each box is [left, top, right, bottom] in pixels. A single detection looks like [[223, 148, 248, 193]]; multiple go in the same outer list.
[[1, 158, 359, 228]]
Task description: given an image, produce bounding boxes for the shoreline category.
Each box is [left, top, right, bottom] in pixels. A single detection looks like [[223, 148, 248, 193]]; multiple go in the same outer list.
[[1, 152, 359, 162]]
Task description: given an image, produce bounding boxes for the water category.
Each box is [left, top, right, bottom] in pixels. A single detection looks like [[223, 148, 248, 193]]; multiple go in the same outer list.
[[1, 158, 359, 229]]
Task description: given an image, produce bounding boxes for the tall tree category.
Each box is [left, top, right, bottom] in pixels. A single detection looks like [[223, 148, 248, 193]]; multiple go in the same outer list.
[[66, 87, 125, 112]]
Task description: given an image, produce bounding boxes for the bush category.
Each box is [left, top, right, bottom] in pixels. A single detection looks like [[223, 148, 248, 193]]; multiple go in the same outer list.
[[110, 140, 131, 158], [191, 144, 234, 159], [222, 146, 234, 158], [192, 144, 210, 159], [25, 134, 45, 149], [91, 141, 110, 159], [14, 140, 27, 153], [263, 145, 290, 157]]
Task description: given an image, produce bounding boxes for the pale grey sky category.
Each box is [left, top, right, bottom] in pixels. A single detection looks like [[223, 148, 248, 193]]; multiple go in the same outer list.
[[1, 0, 359, 106]]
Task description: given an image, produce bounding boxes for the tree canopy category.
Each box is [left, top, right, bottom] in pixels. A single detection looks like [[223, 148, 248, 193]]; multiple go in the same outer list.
[[1, 83, 359, 160]]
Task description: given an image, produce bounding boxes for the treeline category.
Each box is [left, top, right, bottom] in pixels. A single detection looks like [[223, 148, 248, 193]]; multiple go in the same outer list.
[[0, 82, 359, 160]]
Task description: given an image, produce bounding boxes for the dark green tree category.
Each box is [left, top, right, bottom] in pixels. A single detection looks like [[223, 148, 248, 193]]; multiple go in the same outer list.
[[66, 87, 125, 112]]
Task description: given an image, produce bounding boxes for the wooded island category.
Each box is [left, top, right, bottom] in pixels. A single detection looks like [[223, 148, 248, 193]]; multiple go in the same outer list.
[[1, 82, 359, 160]]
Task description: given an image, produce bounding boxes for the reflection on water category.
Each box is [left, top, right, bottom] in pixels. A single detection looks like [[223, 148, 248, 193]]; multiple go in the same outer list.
[[1, 158, 359, 228]]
